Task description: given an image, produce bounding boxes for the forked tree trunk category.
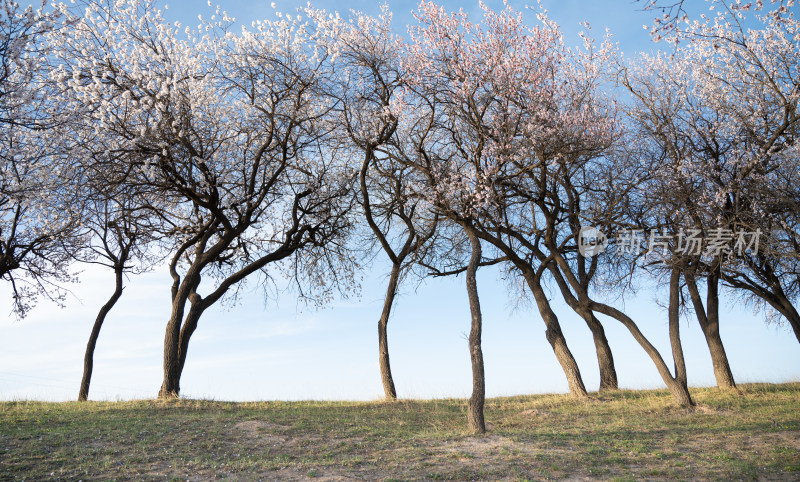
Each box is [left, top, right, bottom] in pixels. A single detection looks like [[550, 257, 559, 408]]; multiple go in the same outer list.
[[159, 275, 199, 399], [359, 148, 412, 402], [176, 301, 206, 381], [160, 256, 213, 399], [685, 272, 736, 390], [158, 233, 302, 399], [464, 225, 486, 434], [157, 299, 207, 399], [525, 273, 588, 398], [78, 267, 124, 402], [378, 263, 400, 400], [578, 308, 618, 391], [551, 258, 694, 408]]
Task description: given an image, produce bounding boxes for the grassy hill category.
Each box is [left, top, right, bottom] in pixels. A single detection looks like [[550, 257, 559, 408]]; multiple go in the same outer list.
[[1, 383, 799, 480]]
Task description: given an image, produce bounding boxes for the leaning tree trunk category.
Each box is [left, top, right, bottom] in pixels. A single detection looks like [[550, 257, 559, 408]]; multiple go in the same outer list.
[[542, 261, 617, 392], [777, 298, 800, 345], [78, 267, 124, 402], [577, 308, 618, 391], [464, 225, 486, 434], [686, 272, 736, 390], [525, 272, 588, 398], [377, 263, 401, 400], [591, 301, 695, 408]]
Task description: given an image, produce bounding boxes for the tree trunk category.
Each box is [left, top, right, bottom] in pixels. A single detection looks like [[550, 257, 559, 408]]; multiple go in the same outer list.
[[525, 272, 588, 398], [704, 271, 736, 390], [176, 300, 206, 382], [78, 267, 124, 402], [703, 322, 736, 389], [378, 263, 400, 400], [579, 309, 618, 391], [159, 275, 199, 399], [465, 229, 587, 398], [590, 301, 695, 408], [464, 224, 486, 434], [159, 322, 182, 399], [539, 258, 616, 392], [665, 377, 695, 408], [777, 298, 800, 345], [669, 267, 688, 387], [685, 272, 736, 390]]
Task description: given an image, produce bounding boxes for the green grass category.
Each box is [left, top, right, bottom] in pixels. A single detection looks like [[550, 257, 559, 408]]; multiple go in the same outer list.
[[1, 383, 799, 480]]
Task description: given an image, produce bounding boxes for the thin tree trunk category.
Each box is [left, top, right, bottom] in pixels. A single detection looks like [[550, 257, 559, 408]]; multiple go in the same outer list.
[[464, 224, 486, 434], [685, 272, 736, 390], [705, 271, 736, 390], [465, 229, 588, 398], [579, 309, 618, 391], [669, 267, 688, 387], [590, 301, 695, 408], [702, 319, 735, 389], [537, 255, 604, 395], [525, 272, 588, 398], [359, 148, 415, 402], [378, 263, 400, 400], [78, 267, 124, 402]]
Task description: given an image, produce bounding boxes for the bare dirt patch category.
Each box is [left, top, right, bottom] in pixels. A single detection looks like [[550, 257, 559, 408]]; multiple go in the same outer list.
[[693, 403, 732, 415], [234, 420, 289, 445], [520, 408, 550, 418]]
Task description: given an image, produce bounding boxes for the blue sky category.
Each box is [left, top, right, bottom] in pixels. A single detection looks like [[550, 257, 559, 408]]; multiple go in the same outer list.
[[1, 0, 798, 402]]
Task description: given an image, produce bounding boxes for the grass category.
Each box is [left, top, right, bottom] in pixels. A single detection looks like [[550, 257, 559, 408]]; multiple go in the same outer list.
[[1, 383, 799, 480]]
